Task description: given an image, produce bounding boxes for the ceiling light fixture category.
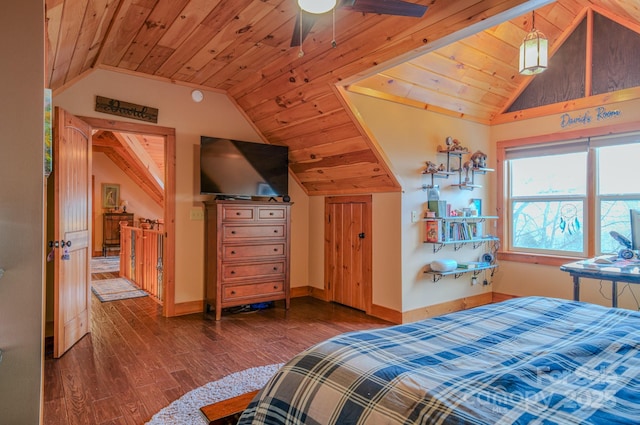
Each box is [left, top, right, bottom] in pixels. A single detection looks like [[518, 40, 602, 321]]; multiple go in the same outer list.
[[297, 0, 338, 58], [298, 0, 337, 14], [519, 10, 548, 75]]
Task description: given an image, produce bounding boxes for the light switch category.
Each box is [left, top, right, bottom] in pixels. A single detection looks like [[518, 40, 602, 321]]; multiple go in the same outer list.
[[189, 208, 204, 221], [411, 211, 419, 223]]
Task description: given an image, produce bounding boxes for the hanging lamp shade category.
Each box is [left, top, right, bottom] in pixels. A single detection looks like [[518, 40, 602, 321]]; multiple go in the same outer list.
[[519, 12, 548, 75], [298, 0, 337, 14]]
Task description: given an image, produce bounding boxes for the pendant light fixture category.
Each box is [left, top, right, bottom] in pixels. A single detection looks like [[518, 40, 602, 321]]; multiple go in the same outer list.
[[298, 0, 336, 14], [519, 10, 548, 75]]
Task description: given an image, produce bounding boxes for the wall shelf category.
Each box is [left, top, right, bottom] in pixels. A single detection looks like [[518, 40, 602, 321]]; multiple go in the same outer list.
[[425, 236, 500, 253], [424, 264, 497, 282]]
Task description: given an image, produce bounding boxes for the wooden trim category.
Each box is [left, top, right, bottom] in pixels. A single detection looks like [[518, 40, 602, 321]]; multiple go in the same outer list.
[[492, 292, 519, 303], [172, 300, 203, 316], [497, 251, 580, 267], [200, 390, 259, 425], [291, 286, 312, 298], [493, 86, 640, 125], [79, 116, 177, 317], [370, 303, 402, 324], [402, 292, 493, 323], [585, 9, 594, 97]]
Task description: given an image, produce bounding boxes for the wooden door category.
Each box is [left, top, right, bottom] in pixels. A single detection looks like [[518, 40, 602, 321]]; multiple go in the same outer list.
[[325, 196, 372, 313], [52, 107, 92, 358]]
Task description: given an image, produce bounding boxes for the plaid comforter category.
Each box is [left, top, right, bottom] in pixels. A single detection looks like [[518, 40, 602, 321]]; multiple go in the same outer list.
[[238, 297, 640, 424]]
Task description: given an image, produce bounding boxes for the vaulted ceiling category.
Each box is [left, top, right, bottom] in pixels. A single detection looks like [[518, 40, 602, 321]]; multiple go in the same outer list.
[[45, 0, 640, 196]]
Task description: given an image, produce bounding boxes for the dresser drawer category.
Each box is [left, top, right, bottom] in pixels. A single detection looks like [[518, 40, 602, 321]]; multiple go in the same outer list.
[[257, 206, 286, 221], [222, 224, 285, 240], [222, 243, 285, 261], [222, 206, 255, 221], [222, 280, 285, 302], [222, 260, 285, 281]]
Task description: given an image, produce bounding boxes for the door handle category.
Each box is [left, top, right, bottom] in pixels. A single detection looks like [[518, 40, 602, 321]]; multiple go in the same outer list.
[[358, 233, 365, 239]]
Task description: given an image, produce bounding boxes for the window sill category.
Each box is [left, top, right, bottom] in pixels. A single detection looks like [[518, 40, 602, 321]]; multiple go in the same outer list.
[[497, 251, 584, 267]]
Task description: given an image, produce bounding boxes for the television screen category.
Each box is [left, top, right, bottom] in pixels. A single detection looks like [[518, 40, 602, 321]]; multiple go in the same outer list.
[[200, 137, 288, 198]]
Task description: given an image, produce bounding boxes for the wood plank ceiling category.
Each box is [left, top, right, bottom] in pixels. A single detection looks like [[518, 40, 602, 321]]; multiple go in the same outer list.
[[44, 0, 640, 196]]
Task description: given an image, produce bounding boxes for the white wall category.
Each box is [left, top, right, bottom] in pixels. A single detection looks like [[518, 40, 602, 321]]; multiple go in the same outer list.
[[53, 69, 310, 305], [491, 98, 640, 310], [340, 92, 494, 313], [0, 1, 45, 422], [93, 152, 164, 253]]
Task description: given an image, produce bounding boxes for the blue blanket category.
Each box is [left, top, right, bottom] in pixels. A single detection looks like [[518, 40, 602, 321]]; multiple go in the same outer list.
[[238, 297, 640, 424]]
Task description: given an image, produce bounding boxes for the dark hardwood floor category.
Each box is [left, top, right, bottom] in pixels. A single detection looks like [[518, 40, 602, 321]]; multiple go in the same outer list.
[[43, 272, 391, 425]]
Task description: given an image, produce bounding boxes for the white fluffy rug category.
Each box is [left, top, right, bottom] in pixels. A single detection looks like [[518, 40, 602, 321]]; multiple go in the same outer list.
[[146, 363, 284, 425]]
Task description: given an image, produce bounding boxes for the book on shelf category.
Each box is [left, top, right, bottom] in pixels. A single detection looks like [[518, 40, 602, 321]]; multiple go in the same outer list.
[[457, 261, 490, 269], [425, 219, 443, 243]]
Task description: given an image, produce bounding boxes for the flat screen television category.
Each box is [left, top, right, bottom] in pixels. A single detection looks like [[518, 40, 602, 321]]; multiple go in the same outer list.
[[200, 136, 289, 199]]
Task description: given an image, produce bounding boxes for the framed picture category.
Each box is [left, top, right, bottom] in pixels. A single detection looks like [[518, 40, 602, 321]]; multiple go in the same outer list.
[[102, 183, 120, 209], [470, 198, 482, 216]]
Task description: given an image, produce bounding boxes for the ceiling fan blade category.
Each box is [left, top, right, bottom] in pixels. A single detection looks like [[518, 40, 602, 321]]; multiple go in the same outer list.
[[290, 12, 318, 47], [343, 0, 427, 17]]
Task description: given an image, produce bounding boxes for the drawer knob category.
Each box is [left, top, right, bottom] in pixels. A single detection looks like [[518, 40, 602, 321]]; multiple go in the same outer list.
[[236, 212, 241, 216], [273, 230, 278, 234], [231, 290, 236, 295], [231, 230, 236, 234], [269, 212, 274, 216], [273, 248, 278, 252], [230, 270, 236, 274], [231, 250, 236, 255], [273, 267, 278, 271], [273, 285, 278, 289]]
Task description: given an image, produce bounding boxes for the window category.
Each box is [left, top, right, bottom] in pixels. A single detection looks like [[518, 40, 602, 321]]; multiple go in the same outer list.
[[501, 133, 640, 259]]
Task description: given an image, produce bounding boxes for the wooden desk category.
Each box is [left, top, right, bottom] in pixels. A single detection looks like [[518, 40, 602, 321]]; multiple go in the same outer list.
[[560, 258, 640, 307]]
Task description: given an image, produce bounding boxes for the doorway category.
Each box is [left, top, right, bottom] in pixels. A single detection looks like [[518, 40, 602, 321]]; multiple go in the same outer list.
[[324, 195, 372, 313], [81, 116, 177, 317]]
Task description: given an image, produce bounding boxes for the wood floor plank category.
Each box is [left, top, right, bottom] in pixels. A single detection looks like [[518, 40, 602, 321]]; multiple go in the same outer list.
[[44, 272, 391, 423]]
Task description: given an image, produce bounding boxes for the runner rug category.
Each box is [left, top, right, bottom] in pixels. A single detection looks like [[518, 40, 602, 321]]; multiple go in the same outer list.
[[146, 363, 283, 425], [91, 278, 147, 302], [90, 256, 120, 273]]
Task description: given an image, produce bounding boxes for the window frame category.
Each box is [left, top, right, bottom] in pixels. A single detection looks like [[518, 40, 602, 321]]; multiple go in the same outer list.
[[497, 121, 640, 267]]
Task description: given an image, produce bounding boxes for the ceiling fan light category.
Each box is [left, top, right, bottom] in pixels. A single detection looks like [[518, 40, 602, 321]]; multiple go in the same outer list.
[[298, 0, 337, 14], [519, 12, 548, 76]]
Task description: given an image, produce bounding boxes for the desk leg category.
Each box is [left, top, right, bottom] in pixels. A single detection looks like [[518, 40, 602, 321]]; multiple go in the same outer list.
[[572, 275, 580, 302], [612, 281, 618, 308]]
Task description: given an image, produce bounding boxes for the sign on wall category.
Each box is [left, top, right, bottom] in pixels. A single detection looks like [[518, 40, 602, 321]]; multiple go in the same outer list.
[[95, 96, 158, 123]]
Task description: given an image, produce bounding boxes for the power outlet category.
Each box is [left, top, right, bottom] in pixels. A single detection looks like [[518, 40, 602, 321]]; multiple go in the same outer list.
[[190, 208, 204, 221], [411, 210, 419, 223]]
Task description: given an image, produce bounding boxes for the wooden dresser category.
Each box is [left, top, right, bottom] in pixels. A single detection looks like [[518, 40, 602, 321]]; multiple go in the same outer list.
[[102, 212, 134, 256], [204, 200, 291, 320]]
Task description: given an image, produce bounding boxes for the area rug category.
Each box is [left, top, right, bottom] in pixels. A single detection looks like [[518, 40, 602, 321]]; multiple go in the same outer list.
[[146, 363, 284, 425], [90, 256, 120, 273], [91, 278, 147, 302]]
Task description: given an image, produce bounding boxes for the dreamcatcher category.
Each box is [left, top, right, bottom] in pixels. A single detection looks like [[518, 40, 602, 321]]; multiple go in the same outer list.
[[559, 204, 580, 234]]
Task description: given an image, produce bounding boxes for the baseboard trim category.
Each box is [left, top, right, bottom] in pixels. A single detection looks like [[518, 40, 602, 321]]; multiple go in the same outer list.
[[402, 292, 494, 323], [174, 289, 508, 322], [172, 300, 203, 316], [492, 292, 519, 303]]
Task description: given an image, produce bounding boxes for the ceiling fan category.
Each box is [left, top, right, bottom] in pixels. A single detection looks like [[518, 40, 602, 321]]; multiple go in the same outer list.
[[291, 0, 428, 47]]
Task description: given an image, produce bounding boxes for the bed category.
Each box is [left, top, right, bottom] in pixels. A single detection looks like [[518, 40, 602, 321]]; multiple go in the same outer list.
[[237, 296, 640, 424]]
